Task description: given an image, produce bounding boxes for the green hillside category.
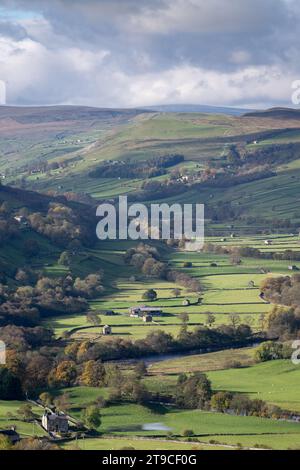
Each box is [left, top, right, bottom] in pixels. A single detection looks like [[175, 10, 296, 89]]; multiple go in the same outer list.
[[3, 107, 299, 226]]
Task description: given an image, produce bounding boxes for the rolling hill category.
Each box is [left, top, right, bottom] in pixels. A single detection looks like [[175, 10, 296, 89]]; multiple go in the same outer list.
[[141, 104, 253, 115], [243, 107, 300, 120], [2, 105, 300, 227]]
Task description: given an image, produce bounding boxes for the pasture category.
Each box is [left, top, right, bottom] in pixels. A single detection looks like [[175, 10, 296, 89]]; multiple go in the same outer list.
[[45, 234, 300, 340], [55, 389, 300, 450], [0, 400, 46, 438], [207, 360, 300, 412], [63, 437, 227, 451]]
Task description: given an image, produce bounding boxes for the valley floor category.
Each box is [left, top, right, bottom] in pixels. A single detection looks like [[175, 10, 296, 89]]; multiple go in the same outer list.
[[2, 233, 300, 451]]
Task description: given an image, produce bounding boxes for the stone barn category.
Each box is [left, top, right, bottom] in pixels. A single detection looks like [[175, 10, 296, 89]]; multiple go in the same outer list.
[[143, 314, 153, 323], [103, 325, 112, 335]]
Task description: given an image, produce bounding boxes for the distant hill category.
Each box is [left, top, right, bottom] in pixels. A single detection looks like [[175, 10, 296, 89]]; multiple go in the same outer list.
[[0, 105, 150, 178], [243, 107, 300, 120], [141, 104, 253, 116], [0, 104, 147, 125]]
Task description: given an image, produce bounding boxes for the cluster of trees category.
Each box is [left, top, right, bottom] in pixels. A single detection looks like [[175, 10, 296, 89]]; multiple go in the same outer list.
[[89, 155, 184, 179], [203, 243, 300, 262], [196, 166, 275, 189], [265, 306, 300, 340], [125, 243, 167, 280], [132, 180, 188, 202], [0, 203, 22, 247], [0, 436, 59, 451], [254, 341, 292, 362], [175, 370, 293, 421], [62, 324, 254, 365], [0, 219, 19, 246], [211, 391, 287, 420], [0, 325, 55, 397], [0, 326, 153, 401], [259, 275, 300, 339], [0, 367, 23, 400], [261, 275, 300, 308], [0, 272, 104, 326], [15, 154, 83, 178], [227, 145, 242, 166], [27, 202, 94, 248], [0, 184, 97, 249], [167, 269, 202, 293], [131, 165, 273, 204], [176, 372, 212, 409], [225, 142, 300, 171], [124, 243, 202, 292], [244, 142, 300, 166]]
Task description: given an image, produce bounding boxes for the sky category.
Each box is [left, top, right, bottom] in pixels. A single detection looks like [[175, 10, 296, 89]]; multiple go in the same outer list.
[[0, 0, 299, 108]]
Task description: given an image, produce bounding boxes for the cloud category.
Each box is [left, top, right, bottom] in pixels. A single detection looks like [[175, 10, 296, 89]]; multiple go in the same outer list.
[[0, 0, 299, 107], [127, 0, 285, 35], [0, 20, 27, 40]]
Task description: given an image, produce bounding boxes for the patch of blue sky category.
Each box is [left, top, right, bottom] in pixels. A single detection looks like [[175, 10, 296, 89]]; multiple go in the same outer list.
[[0, 7, 42, 21]]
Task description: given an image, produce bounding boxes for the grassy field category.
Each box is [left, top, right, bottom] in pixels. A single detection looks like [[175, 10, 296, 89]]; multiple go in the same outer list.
[[0, 400, 46, 438], [53, 388, 300, 450], [63, 437, 228, 450], [144, 354, 300, 411], [207, 360, 300, 412], [1, 356, 299, 450], [3, 233, 300, 451], [44, 233, 299, 341], [148, 347, 255, 375]]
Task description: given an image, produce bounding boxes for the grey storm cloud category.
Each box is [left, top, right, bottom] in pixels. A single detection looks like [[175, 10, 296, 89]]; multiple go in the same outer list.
[[0, 0, 300, 107], [0, 20, 27, 40]]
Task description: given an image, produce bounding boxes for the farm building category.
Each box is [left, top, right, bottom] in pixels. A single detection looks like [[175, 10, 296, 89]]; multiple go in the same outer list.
[[129, 306, 163, 316], [143, 314, 153, 323], [103, 325, 112, 335], [42, 411, 68, 433], [182, 299, 190, 306], [264, 240, 272, 245]]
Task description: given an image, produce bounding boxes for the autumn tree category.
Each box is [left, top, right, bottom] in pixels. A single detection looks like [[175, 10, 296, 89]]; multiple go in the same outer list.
[[80, 360, 106, 387], [211, 392, 233, 413], [48, 360, 77, 388]]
